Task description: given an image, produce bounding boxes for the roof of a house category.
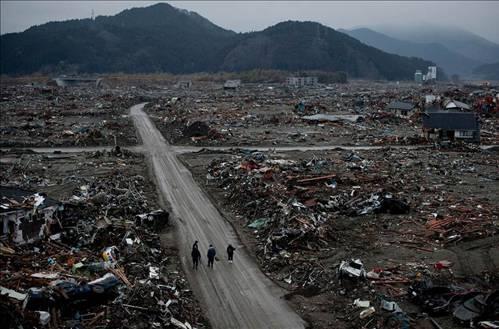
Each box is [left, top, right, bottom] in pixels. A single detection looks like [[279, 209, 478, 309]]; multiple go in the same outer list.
[[422, 112, 479, 130], [445, 100, 471, 111], [386, 101, 416, 111], [0, 186, 59, 214]]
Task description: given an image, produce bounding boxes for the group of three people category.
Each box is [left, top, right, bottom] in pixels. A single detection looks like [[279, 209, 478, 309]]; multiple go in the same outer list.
[[191, 241, 236, 270]]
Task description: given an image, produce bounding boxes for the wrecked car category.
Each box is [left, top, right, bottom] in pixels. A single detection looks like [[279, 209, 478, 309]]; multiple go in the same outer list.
[[453, 290, 499, 325], [136, 209, 170, 232], [338, 259, 366, 279]]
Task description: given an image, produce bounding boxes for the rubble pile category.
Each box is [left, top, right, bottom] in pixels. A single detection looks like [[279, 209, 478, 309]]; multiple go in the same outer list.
[[0, 85, 138, 147], [205, 149, 415, 286], [144, 82, 427, 147], [0, 150, 207, 329], [183, 146, 498, 328], [143, 80, 498, 147]]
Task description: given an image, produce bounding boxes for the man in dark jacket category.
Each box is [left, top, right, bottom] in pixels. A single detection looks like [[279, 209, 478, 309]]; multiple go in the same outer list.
[[191, 241, 201, 270], [227, 244, 236, 263], [207, 244, 216, 268]]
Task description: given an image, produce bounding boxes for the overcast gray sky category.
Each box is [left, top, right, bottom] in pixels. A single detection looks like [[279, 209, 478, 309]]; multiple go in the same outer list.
[[2, 1, 499, 43]]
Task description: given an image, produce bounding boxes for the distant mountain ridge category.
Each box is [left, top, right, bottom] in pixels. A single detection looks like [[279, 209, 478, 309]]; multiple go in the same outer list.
[[340, 28, 481, 77], [1, 3, 433, 79], [376, 25, 499, 65], [221, 21, 433, 80], [473, 62, 499, 80]]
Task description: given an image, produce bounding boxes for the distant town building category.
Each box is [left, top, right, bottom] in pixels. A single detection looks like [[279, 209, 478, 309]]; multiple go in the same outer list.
[[427, 66, 437, 80], [286, 76, 318, 87], [176, 80, 192, 89], [415, 66, 437, 84], [414, 70, 423, 83], [424, 66, 437, 82], [224, 80, 241, 90]]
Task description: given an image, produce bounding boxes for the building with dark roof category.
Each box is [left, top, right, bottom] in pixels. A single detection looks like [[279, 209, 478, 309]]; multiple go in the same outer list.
[[386, 101, 417, 118], [422, 112, 480, 143]]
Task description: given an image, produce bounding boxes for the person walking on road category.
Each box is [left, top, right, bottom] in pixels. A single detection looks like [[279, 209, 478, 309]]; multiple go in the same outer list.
[[207, 244, 216, 268], [191, 244, 201, 270], [227, 244, 236, 263]]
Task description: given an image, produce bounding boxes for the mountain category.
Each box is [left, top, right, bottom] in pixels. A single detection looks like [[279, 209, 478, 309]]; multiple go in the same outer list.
[[376, 25, 499, 64], [221, 21, 433, 80], [1, 3, 433, 80], [1, 3, 236, 74], [473, 62, 499, 80], [341, 28, 481, 77]]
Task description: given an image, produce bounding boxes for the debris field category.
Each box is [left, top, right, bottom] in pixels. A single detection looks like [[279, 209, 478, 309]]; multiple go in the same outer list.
[[0, 85, 138, 148], [145, 81, 499, 147], [180, 146, 499, 328], [1, 77, 499, 329], [1, 148, 209, 329]]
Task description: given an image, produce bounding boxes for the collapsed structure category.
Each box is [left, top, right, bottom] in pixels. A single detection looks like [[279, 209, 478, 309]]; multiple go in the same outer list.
[[0, 149, 206, 329], [1, 187, 60, 245]]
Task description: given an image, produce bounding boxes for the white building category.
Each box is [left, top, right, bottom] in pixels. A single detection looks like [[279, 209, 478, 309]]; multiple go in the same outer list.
[[425, 66, 437, 81], [414, 70, 423, 83], [286, 76, 318, 87], [224, 80, 241, 90]]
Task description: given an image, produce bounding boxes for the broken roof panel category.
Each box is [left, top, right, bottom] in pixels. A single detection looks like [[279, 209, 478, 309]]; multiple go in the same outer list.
[[445, 100, 471, 111], [387, 101, 416, 111], [302, 114, 363, 123], [0, 186, 59, 213]]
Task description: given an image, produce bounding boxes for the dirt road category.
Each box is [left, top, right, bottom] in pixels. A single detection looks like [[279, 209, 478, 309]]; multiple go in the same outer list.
[[130, 103, 305, 329]]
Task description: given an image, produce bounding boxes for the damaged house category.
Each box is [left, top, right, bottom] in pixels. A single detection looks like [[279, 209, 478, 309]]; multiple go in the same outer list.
[[1, 187, 60, 244], [386, 101, 417, 118], [422, 112, 480, 143]]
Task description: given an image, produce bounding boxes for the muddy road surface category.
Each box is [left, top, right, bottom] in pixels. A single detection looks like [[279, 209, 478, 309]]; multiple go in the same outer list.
[[130, 103, 305, 329]]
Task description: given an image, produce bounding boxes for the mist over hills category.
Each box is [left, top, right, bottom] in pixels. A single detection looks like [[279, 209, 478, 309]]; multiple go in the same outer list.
[[473, 62, 499, 80], [1, 3, 434, 80], [376, 25, 499, 65], [341, 28, 482, 78], [220, 21, 433, 80]]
